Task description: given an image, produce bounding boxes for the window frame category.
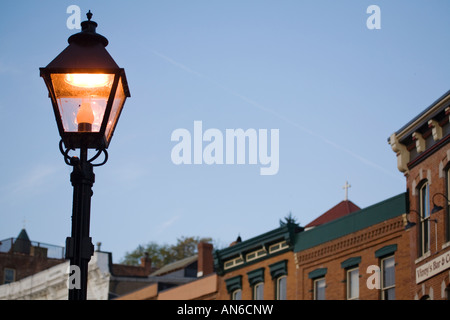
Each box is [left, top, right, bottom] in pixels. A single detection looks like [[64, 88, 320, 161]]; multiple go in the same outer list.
[[253, 282, 264, 300], [276, 275, 287, 300], [446, 168, 450, 242], [381, 255, 395, 300], [269, 241, 289, 254], [4, 268, 15, 284], [418, 181, 431, 256], [224, 256, 244, 270], [246, 248, 267, 262], [346, 267, 359, 300], [313, 277, 326, 300], [231, 289, 242, 300]]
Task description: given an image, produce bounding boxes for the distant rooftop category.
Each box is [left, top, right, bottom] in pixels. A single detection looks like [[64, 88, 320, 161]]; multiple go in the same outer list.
[[0, 228, 65, 259], [305, 200, 361, 228], [150, 254, 198, 277]]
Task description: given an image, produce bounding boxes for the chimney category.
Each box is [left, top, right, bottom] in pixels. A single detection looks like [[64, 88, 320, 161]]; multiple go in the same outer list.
[[140, 252, 152, 275], [197, 242, 214, 277]]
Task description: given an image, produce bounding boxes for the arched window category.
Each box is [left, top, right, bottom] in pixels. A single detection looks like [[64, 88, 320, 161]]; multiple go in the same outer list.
[[232, 289, 242, 300], [276, 276, 287, 300], [253, 282, 264, 300], [446, 168, 450, 242]]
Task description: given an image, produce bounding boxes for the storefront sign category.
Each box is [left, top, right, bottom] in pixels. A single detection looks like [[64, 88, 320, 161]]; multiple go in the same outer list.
[[416, 251, 450, 283]]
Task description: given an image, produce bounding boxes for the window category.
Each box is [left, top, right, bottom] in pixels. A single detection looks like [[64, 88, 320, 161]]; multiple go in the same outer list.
[[4, 268, 15, 284], [269, 241, 288, 254], [446, 169, 450, 242], [225, 275, 242, 300], [269, 260, 288, 300], [347, 267, 359, 300], [276, 276, 287, 300], [232, 289, 242, 300], [419, 182, 431, 256], [246, 248, 267, 262], [341, 256, 361, 300], [253, 282, 264, 300], [381, 256, 395, 300], [314, 278, 326, 300], [247, 268, 265, 300], [308, 267, 327, 300], [224, 256, 244, 270]]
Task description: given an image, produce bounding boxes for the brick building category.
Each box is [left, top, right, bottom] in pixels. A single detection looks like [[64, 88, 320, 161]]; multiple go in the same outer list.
[[389, 89, 450, 300], [213, 222, 302, 300], [294, 193, 410, 300], [0, 229, 65, 285]]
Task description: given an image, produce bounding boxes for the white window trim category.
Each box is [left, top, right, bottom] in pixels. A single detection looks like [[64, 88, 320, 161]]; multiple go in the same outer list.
[[224, 256, 244, 270], [246, 248, 267, 262], [253, 282, 264, 300], [381, 256, 395, 300], [346, 267, 359, 300], [232, 289, 242, 300], [276, 275, 287, 300], [419, 182, 431, 256], [269, 241, 288, 254], [313, 277, 326, 300]]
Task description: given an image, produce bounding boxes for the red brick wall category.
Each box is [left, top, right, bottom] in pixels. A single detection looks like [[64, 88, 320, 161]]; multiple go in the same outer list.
[[295, 216, 412, 300], [0, 252, 65, 284], [217, 251, 296, 300], [406, 142, 450, 300]]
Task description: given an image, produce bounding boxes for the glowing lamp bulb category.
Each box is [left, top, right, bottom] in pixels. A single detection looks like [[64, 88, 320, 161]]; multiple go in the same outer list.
[[65, 74, 110, 88], [77, 102, 94, 132]]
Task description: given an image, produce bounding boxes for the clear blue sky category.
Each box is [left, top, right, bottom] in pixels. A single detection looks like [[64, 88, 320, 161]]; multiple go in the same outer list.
[[1, 1, 449, 262]]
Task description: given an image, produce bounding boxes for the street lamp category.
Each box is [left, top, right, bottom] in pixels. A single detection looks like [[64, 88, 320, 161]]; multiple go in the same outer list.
[[431, 192, 449, 214], [40, 11, 130, 300], [404, 209, 438, 252]]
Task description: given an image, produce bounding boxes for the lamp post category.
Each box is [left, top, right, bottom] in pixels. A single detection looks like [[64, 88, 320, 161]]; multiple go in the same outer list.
[[40, 11, 130, 300]]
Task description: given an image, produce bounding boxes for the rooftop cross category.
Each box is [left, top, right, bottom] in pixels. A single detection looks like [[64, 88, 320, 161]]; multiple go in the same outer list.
[[343, 181, 351, 201]]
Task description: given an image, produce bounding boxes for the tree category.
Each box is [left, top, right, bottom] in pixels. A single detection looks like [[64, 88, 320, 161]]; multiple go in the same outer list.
[[279, 211, 299, 227], [120, 236, 212, 268]]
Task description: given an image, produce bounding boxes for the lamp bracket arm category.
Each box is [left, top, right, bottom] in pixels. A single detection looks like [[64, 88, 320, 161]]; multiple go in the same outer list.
[[59, 140, 108, 167]]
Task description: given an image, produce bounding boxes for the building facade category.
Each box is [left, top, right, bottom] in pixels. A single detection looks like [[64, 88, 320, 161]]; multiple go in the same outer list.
[[294, 193, 410, 300], [0, 229, 65, 286], [389, 89, 450, 300], [213, 223, 302, 300], [116, 242, 217, 300]]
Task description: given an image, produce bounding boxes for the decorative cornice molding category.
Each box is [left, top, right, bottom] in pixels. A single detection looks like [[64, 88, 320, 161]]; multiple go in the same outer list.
[[296, 217, 404, 265]]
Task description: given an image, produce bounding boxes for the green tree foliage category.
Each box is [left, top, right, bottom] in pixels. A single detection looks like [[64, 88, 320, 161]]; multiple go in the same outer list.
[[279, 211, 299, 227], [121, 236, 212, 268]]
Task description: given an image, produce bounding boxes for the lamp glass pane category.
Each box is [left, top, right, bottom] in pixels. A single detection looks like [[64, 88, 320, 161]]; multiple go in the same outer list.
[[105, 76, 126, 142], [50, 73, 114, 133]]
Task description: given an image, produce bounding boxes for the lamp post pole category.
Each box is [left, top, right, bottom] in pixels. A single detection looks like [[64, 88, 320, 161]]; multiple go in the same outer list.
[[66, 147, 95, 300]]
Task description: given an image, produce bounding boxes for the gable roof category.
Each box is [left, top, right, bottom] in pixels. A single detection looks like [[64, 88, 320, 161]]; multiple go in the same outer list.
[[149, 254, 198, 277], [305, 200, 361, 228]]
